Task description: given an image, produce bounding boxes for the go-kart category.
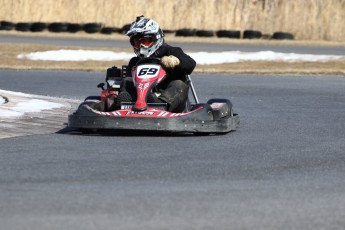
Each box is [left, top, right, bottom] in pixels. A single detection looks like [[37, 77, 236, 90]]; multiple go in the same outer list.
[[68, 57, 239, 135]]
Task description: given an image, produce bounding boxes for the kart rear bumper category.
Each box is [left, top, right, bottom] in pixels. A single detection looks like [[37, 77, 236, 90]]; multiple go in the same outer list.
[[68, 114, 240, 134]]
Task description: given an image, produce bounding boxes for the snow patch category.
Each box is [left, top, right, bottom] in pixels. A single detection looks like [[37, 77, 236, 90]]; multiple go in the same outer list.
[[17, 49, 345, 64], [0, 98, 64, 117], [17, 50, 134, 61], [0, 96, 6, 105]]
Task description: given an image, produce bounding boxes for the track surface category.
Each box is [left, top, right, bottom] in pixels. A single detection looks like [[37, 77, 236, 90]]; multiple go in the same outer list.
[[1, 33, 345, 54], [1, 69, 345, 229]]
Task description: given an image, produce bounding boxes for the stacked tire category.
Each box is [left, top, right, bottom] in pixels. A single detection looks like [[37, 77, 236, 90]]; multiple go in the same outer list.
[[243, 30, 262, 39], [83, 23, 102, 33], [272, 32, 294, 40], [1, 20, 295, 40], [216, 30, 241, 39], [67, 23, 83, 33], [195, 30, 214, 37], [15, 23, 31, 32], [175, 29, 195, 37], [48, 23, 69, 32], [0, 21, 14, 30], [31, 22, 47, 32]]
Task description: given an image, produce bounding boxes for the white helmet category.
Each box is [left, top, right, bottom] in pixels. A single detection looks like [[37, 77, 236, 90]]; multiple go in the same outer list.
[[126, 16, 164, 57]]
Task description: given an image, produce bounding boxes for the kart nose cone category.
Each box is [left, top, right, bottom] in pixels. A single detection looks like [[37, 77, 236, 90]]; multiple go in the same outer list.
[[133, 101, 147, 111]]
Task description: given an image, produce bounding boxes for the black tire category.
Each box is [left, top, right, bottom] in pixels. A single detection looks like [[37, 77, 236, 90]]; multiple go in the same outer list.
[[216, 30, 241, 39], [243, 30, 262, 39], [207, 98, 233, 120], [195, 30, 214, 37], [120, 24, 131, 34], [175, 28, 195, 37], [272, 32, 294, 40], [163, 29, 175, 34], [0, 21, 14, 30], [115, 91, 133, 109], [48, 22, 68, 32], [30, 22, 47, 32], [99, 27, 121, 34], [15, 22, 31, 32], [67, 23, 83, 33], [83, 23, 102, 33], [109, 27, 122, 33], [100, 27, 113, 35], [190, 103, 214, 120]]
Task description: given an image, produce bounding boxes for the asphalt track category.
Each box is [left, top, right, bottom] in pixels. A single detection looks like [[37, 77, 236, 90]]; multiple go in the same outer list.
[[1, 33, 345, 54], [1, 69, 345, 229]]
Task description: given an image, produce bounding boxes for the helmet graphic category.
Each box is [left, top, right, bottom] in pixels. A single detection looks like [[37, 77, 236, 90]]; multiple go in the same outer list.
[[126, 16, 164, 57]]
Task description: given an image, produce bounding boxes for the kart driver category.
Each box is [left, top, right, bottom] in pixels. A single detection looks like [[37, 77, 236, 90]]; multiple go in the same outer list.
[[117, 16, 196, 112]]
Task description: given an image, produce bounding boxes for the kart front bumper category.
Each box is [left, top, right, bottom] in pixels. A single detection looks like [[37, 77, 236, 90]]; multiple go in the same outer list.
[[68, 114, 240, 134]]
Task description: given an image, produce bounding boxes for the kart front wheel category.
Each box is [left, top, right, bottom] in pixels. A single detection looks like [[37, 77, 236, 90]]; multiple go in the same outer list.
[[207, 109, 214, 120], [207, 98, 233, 120]]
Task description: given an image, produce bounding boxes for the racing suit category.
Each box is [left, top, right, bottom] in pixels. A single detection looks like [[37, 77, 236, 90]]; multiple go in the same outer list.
[[121, 43, 196, 112]]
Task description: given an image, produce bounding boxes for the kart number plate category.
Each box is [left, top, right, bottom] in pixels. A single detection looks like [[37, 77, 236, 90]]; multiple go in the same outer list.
[[136, 65, 160, 79]]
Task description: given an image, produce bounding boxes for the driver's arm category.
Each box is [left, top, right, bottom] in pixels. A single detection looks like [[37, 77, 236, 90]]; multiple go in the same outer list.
[[169, 47, 196, 75]]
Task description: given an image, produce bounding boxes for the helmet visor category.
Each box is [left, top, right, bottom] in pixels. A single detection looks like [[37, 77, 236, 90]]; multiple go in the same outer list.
[[130, 35, 155, 49]]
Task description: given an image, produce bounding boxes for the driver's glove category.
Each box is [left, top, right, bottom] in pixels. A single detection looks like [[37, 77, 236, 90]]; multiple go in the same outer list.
[[161, 55, 180, 69]]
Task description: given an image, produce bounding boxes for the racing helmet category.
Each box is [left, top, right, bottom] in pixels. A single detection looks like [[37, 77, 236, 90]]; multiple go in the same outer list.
[[126, 16, 164, 57]]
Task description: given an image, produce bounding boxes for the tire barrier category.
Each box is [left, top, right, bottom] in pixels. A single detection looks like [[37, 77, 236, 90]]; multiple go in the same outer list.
[[0, 20, 296, 41], [67, 23, 83, 33], [243, 30, 262, 39], [83, 23, 102, 33], [272, 32, 294, 40], [100, 27, 122, 35], [120, 24, 132, 34], [162, 29, 176, 34], [0, 21, 14, 30], [30, 22, 47, 32], [15, 22, 32, 32], [110, 27, 122, 33], [48, 22, 69, 32], [100, 27, 113, 34], [175, 29, 195, 37], [216, 30, 241, 39], [195, 30, 214, 37]]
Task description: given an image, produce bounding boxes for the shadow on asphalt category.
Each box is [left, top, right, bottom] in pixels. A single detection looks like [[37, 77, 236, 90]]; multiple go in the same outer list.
[[56, 126, 232, 137]]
